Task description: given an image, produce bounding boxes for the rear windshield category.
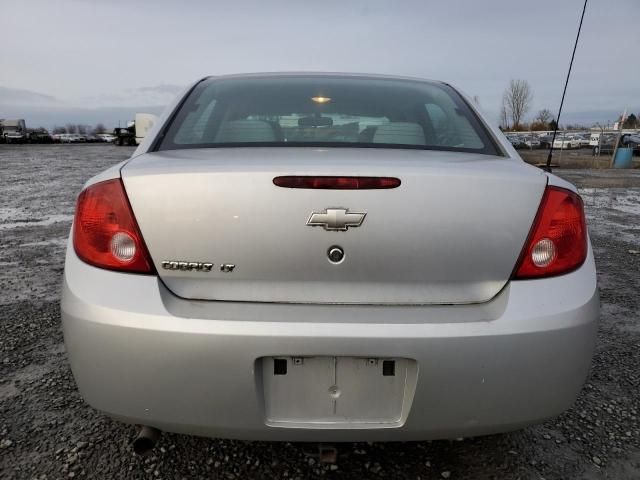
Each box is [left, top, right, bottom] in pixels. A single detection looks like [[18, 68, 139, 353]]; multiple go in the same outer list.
[[157, 75, 500, 155]]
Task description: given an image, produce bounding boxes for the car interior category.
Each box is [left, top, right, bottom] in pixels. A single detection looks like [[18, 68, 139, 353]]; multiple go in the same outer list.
[[164, 77, 493, 153]]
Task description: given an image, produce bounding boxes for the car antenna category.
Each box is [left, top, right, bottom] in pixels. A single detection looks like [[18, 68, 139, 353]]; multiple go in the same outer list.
[[544, 0, 588, 173]]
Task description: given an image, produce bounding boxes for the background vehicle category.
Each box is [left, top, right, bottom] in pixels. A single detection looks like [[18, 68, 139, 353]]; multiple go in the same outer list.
[[553, 135, 577, 149], [52, 133, 84, 143], [134, 113, 156, 145], [96, 133, 116, 143], [113, 124, 136, 146], [27, 128, 53, 143], [538, 135, 553, 148], [589, 132, 617, 154], [113, 113, 157, 146], [4, 131, 27, 144], [573, 134, 590, 148], [523, 136, 541, 149], [505, 134, 526, 149], [1, 119, 27, 144]]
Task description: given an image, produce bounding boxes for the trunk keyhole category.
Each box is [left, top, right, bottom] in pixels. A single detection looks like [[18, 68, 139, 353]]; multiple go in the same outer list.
[[328, 246, 345, 264]]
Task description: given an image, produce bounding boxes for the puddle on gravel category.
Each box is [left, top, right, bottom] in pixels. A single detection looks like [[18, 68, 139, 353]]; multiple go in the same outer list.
[[0, 214, 74, 230], [579, 187, 640, 246], [20, 238, 68, 248], [580, 188, 640, 216]]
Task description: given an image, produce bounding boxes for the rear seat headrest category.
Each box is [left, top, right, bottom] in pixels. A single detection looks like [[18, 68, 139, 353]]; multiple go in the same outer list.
[[215, 120, 277, 142], [373, 122, 425, 145]]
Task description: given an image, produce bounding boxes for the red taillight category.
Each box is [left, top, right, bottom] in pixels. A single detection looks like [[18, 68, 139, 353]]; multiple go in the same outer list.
[[273, 176, 401, 189], [73, 178, 155, 274], [513, 185, 587, 279]]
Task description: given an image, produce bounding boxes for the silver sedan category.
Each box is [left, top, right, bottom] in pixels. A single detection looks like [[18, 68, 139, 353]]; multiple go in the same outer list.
[[62, 73, 598, 449]]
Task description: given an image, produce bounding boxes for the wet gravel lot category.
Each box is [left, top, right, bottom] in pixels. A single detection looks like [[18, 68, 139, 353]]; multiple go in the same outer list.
[[1, 144, 639, 479]]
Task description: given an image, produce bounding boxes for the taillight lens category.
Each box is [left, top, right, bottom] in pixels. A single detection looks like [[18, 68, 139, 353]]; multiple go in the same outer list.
[[73, 178, 155, 274], [513, 185, 587, 279]]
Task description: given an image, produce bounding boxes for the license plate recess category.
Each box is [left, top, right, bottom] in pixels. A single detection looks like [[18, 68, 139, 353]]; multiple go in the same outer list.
[[261, 356, 417, 428]]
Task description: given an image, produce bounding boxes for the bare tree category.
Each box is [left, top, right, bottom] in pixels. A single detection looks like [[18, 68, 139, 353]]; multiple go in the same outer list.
[[93, 123, 107, 134], [65, 123, 77, 134], [503, 79, 533, 129], [535, 109, 553, 125], [500, 100, 509, 130], [52, 126, 66, 134]]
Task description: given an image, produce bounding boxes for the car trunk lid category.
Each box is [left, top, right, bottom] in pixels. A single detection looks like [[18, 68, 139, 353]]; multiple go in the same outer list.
[[121, 147, 547, 304]]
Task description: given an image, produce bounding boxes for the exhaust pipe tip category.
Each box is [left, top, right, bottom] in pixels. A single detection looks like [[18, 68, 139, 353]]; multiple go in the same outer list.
[[133, 426, 161, 456], [318, 444, 338, 464]]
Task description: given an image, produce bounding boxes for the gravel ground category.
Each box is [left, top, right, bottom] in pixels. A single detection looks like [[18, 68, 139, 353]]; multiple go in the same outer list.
[[1, 144, 639, 479]]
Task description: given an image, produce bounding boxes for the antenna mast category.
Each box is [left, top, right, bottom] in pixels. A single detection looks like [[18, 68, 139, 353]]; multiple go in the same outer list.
[[545, 0, 588, 172]]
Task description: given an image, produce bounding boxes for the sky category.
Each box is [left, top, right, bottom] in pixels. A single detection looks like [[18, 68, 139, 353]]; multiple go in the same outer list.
[[1, 0, 638, 129]]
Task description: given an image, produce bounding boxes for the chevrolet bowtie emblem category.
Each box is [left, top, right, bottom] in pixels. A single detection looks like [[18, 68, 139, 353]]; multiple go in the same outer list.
[[306, 208, 366, 231]]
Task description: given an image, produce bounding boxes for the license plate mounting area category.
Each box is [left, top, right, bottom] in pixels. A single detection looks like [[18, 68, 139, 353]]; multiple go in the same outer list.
[[260, 356, 418, 429]]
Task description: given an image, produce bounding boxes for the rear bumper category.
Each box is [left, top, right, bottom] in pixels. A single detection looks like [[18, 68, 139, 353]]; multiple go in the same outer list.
[[61, 244, 599, 441]]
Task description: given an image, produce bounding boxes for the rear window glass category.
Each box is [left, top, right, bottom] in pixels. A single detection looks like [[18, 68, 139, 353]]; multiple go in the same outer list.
[[158, 75, 499, 155]]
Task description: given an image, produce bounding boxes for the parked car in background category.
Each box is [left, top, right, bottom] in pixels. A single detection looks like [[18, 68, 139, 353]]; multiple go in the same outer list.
[[573, 134, 590, 148], [53, 133, 85, 143], [538, 135, 554, 149], [63, 73, 599, 450], [505, 135, 518, 148], [553, 135, 578, 149], [590, 133, 617, 155], [27, 129, 53, 143], [96, 133, 116, 143], [505, 134, 526, 149], [523, 136, 541, 149]]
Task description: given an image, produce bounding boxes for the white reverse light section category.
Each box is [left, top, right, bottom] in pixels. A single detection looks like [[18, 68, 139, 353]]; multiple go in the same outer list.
[[110, 232, 136, 262], [531, 238, 556, 267]]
